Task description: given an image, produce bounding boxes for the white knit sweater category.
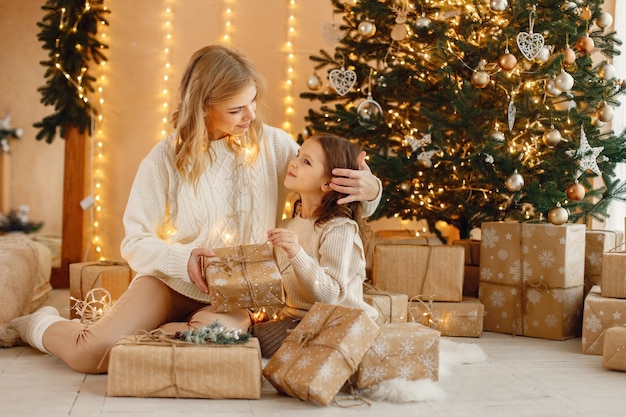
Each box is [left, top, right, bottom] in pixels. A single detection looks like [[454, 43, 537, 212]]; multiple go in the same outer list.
[[276, 215, 379, 322]]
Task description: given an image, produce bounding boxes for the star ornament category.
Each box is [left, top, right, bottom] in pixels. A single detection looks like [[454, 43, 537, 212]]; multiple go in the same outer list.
[[574, 126, 604, 179]]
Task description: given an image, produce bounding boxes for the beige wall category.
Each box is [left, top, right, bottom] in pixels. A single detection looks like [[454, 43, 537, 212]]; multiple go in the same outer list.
[[0, 1, 618, 262]]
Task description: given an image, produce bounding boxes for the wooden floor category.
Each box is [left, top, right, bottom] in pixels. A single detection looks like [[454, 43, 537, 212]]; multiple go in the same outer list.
[[2, 289, 625, 417]]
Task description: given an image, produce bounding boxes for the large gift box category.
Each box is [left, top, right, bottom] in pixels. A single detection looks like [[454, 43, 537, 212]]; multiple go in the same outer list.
[[69, 261, 134, 319], [263, 302, 380, 406], [582, 286, 626, 355], [452, 239, 481, 297], [372, 244, 464, 301], [351, 322, 439, 389], [363, 285, 409, 324], [408, 297, 484, 337], [202, 244, 284, 313], [478, 222, 585, 340], [585, 230, 624, 295], [601, 248, 626, 299], [602, 326, 626, 371], [107, 334, 262, 399]]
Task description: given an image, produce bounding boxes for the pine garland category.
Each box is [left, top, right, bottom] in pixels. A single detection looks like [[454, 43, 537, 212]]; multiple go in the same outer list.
[[34, 0, 110, 144], [174, 320, 252, 345]]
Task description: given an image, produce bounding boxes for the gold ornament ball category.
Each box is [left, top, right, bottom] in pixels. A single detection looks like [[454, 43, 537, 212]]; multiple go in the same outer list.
[[566, 183, 585, 202], [498, 53, 517, 71], [576, 36, 594, 55], [596, 102, 615, 122], [580, 6, 592, 21], [505, 171, 524, 192], [471, 71, 490, 88], [548, 206, 568, 225], [358, 20, 376, 37], [542, 128, 562, 147], [562, 47, 576, 65], [306, 74, 323, 91]]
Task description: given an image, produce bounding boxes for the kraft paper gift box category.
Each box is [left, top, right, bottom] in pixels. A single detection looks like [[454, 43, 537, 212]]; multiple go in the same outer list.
[[585, 230, 624, 295], [107, 334, 262, 399], [582, 286, 626, 355], [69, 261, 134, 320], [602, 326, 626, 371], [408, 297, 484, 337], [351, 322, 439, 389], [478, 222, 585, 340], [202, 244, 284, 313], [452, 239, 481, 297], [600, 248, 626, 299], [363, 285, 409, 323], [262, 302, 380, 406], [371, 244, 464, 301]]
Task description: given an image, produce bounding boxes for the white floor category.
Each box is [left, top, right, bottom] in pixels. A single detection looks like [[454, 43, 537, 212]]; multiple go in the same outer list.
[[2, 290, 625, 417]]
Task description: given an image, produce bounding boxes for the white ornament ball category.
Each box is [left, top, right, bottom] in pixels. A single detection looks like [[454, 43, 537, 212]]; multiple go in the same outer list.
[[561, 2, 578, 12], [548, 205, 568, 225], [490, 0, 508, 12], [505, 171, 524, 192], [596, 12, 613, 29], [545, 79, 562, 97], [306, 74, 323, 91], [555, 71, 574, 91], [553, 99, 577, 112], [471, 71, 490, 88], [488, 129, 505, 142], [542, 128, 562, 147], [596, 102, 615, 122], [534, 46, 551, 64], [415, 16, 432, 29], [358, 20, 376, 38], [598, 62, 616, 80]]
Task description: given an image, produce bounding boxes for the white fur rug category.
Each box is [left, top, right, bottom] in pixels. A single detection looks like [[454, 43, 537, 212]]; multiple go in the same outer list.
[[262, 337, 488, 404]]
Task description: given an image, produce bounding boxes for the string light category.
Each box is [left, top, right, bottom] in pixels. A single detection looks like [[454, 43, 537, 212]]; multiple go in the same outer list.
[[282, 0, 297, 138], [222, 0, 234, 44], [161, 3, 174, 139]]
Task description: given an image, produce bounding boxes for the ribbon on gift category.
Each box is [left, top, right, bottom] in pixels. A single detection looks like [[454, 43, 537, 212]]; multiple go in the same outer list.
[[363, 282, 404, 323], [78, 260, 132, 299], [407, 294, 441, 329]]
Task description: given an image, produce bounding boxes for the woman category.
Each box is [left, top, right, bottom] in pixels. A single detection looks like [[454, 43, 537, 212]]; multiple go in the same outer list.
[[10, 45, 381, 374]]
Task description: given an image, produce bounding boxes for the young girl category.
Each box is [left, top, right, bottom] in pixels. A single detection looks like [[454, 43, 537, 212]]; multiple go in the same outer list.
[[255, 133, 379, 357]]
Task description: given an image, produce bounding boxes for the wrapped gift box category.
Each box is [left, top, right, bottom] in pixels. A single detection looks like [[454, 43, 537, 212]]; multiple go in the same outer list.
[[478, 222, 585, 340], [585, 230, 624, 295], [452, 239, 481, 297], [602, 326, 626, 371], [69, 261, 134, 319], [352, 322, 439, 389], [372, 244, 464, 301], [107, 334, 262, 399], [601, 249, 626, 299], [408, 297, 484, 337], [582, 286, 626, 355], [203, 244, 284, 313], [363, 285, 409, 323], [263, 302, 380, 406], [366, 230, 442, 276]]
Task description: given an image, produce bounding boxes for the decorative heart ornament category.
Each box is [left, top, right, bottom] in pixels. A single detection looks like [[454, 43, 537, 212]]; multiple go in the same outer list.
[[516, 31, 544, 60], [329, 68, 357, 96], [321, 22, 346, 47]]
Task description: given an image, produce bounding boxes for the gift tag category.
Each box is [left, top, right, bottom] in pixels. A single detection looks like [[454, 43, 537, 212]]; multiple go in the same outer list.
[[329, 67, 357, 96]]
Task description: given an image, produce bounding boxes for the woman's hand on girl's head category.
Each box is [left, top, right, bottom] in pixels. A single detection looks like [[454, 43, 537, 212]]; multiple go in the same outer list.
[[268, 228, 300, 259], [188, 247, 215, 293], [330, 151, 380, 204]]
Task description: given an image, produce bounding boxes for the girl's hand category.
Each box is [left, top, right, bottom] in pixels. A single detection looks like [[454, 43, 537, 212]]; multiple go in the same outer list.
[[268, 228, 300, 259], [188, 247, 214, 293], [330, 151, 380, 204]]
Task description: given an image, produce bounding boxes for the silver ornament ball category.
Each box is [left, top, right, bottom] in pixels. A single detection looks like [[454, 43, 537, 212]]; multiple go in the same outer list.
[[548, 205, 568, 225], [490, 0, 508, 12], [596, 102, 615, 122], [358, 20, 376, 37], [488, 129, 505, 142], [306, 74, 323, 91], [415, 16, 431, 29], [542, 128, 562, 147], [505, 171, 524, 192]]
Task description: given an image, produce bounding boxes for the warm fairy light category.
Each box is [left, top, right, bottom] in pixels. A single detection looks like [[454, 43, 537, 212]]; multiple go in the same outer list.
[[282, 0, 297, 138], [160, 4, 174, 138], [222, 1, 234, 44]]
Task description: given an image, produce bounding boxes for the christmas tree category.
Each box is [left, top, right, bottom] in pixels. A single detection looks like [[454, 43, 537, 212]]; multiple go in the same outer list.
[[301, 0, 626, 240]]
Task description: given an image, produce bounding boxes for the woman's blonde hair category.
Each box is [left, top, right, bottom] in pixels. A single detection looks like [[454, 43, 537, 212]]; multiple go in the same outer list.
[[171, 45, 266, 186]]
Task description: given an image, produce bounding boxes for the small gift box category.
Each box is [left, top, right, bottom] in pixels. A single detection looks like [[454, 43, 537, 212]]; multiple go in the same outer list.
[[602, 326, 626, 372], [408, 297, 484, 337], [372, 244, 464, 301], [452, 239, 481, 297], [202, 244, 284, 313], [363, 284, 409, 323], [601, 245, 626, 299], [582, 286, 626, 355], [69, 261, 134, 319], [263, 302, 380, 406], [352, 322, 439, 389], [107, 332, 262, 399], [585, 230, 624, 295]]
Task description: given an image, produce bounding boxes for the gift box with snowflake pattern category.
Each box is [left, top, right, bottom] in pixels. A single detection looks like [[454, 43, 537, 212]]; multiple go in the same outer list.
[[582, 286, 626, 355], [408, 297, 484, 337], [363, 285, 409, 324], [602, 325, 626, 371], [478, 222, 585, 340], [600, 249, 626, 299], [262, 302, 380, 406], [584, 230, 624, 295], [452, 239, 481, 297], [202, 244, 284, 313], [351, 322, 439, 389]]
